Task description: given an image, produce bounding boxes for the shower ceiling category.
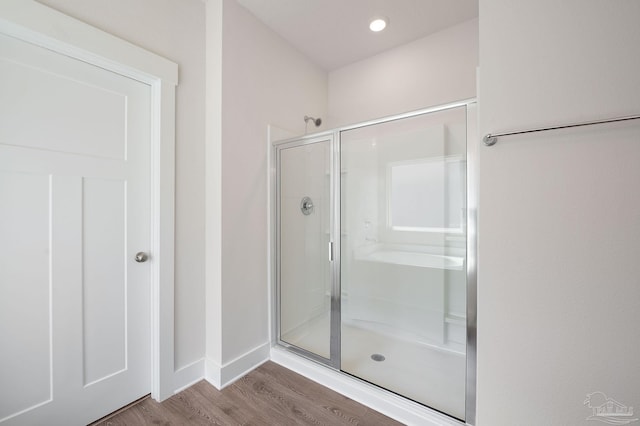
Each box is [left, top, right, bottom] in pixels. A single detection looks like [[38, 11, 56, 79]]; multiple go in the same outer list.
[[235, 0, 478, 71]]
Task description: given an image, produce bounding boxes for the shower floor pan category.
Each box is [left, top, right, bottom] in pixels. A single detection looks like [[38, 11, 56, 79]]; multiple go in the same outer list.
[[281, 313, 465, 420]]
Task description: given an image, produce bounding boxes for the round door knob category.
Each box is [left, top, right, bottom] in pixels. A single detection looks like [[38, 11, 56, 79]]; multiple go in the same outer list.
[[135, 252, 149, 263]]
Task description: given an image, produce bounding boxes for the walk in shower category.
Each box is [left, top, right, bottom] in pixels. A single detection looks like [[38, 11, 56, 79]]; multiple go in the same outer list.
[[273, 100, 477, 423]]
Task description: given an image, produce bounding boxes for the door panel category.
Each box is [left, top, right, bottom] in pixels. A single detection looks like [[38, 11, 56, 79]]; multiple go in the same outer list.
[[0, 57, 126, 159], [0, 171, 52, 418], [278, 138, 334, 362], [340, 107, 468, 420], [82, 177, 127, 385], [0, 30, 151, 425]]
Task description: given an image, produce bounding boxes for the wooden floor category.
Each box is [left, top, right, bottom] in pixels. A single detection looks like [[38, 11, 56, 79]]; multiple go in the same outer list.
[[92, 361, 402, 425]]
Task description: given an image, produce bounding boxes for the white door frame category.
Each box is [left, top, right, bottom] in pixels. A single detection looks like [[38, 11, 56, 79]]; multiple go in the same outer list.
[[0, 0, 178, 401]]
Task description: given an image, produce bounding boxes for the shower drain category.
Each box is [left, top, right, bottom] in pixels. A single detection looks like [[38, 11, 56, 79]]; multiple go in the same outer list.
[[370, 353, 386, 362]]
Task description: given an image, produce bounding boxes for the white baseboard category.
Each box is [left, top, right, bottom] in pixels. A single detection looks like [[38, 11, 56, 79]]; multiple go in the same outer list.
[[205, 342, 270, 390], [204, 356, 222, 389], [173, 358, 206, 394], [270, 346, 463, 426]]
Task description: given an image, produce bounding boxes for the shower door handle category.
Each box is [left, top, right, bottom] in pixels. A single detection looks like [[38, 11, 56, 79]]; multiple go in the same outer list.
[[328, 242, 334, 262]]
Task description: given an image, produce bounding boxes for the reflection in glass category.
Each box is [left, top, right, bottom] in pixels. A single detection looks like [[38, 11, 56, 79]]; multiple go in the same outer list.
[[389, 157, 465, 231]]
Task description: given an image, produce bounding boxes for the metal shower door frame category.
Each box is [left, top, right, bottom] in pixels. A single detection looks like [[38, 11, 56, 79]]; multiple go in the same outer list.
[[272, 132, 342, 370], [271, 98, 477, 425]]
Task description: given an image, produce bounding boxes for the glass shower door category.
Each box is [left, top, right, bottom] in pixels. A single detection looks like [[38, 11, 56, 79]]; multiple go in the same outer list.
[[340, 106, 468, 420], [277, 136, 336, 364]]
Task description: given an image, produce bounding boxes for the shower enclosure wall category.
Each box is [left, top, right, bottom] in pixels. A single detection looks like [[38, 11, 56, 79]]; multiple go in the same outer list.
[[273, 100, 477, 424]]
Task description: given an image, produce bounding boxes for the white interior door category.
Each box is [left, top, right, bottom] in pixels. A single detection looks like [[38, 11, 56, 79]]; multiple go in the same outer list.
[[0, 30, 151, 425]]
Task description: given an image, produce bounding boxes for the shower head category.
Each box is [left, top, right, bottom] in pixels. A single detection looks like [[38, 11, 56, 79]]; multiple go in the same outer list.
[[304, 115, 322, 127]]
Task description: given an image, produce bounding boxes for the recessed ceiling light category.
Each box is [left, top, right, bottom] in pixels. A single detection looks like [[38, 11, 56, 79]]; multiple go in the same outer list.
[[369, 18, 387, 32]]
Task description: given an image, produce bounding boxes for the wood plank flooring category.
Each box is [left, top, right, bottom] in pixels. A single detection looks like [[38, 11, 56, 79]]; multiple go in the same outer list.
[[92, 361, 403, 425]]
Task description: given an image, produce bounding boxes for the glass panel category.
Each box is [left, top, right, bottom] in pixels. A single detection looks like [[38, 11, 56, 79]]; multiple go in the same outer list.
[[340, 106, 467, 420], [390, 158, 465, 231], [279, 139, 332, 359]]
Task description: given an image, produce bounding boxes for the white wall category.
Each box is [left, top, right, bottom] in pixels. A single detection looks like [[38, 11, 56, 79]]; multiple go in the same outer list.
[[37, 0, 206, 387], [328, 18, 478, 127], [477, 1, 640, 424], [205, 0, 328, 384]]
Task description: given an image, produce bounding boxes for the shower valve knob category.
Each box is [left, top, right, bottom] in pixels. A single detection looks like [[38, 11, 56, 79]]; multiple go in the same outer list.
[[300, 197, 314, 215]]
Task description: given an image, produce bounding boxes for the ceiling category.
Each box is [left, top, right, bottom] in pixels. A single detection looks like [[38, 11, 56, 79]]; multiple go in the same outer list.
[[235, 0, 478, 71]]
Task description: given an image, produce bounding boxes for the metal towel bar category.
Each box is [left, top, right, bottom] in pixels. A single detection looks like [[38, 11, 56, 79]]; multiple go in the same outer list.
[[483, 114, 640, 146]]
